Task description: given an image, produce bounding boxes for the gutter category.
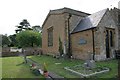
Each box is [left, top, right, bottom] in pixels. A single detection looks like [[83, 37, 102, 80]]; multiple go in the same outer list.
[[92, 29, 95, 60], [68, 14, 72, 58]]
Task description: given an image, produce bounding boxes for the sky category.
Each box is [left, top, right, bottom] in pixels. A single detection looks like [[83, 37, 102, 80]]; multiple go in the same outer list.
[[0, 0, 119, 35]]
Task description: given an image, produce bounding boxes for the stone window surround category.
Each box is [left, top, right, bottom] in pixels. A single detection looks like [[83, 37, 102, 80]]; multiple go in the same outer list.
[[47, 27, 53, 47]]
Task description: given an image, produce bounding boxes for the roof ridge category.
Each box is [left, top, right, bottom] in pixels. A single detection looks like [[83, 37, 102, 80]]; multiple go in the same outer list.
[[63, 7, 90, 15], [42, 7, 90, 28], [49, 7, 90, 15]]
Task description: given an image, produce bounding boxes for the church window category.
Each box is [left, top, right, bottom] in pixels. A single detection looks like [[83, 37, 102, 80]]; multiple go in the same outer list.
[[110, 31, 113, 47], [48, 27, 53, 47]]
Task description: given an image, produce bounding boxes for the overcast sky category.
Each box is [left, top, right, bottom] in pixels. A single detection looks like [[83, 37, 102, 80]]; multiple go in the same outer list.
[[0, 0, 119, 35]]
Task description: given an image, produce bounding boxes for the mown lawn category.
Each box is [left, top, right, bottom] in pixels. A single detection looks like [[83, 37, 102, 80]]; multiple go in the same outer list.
[[1, 55, 118, 79], [2, 56, 44, 78], [95, 60, 118, 78]]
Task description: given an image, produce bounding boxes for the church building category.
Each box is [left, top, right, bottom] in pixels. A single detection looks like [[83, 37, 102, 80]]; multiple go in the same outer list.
[[42, 7, 120, 61]]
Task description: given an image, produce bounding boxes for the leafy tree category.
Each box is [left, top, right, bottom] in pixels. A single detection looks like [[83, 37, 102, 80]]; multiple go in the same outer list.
[[32, 25, 42, 33], [16, 30, 41, 48], [15, 19, 32, 33], [2, 34, 10, 47], [8, 34, 17, 47]]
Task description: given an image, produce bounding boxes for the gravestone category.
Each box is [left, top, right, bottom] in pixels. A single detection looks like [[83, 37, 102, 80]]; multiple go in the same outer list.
[[83, 60, 96, 69], [83, 52, 96, 69], [89, 60, 96, 69]]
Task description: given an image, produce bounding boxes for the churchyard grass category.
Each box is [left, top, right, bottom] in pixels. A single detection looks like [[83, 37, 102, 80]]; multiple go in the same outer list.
[[2, 57, 44, 78], [1, 55, 118, 78], [95, 60, 118, 78], [30, 55, 118, 78]]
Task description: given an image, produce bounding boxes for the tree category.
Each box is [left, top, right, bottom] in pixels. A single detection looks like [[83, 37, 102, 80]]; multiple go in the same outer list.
[[8, 34, 17, 47], [32, 25, 42, 33], [15, 19, 32, 33], [2, 34, 10, 47], [16, 30, 41, 48]]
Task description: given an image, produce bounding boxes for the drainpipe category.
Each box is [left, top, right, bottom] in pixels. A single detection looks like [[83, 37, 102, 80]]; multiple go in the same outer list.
[[92, 29, 95, 60], [67, 14, 72, 58]]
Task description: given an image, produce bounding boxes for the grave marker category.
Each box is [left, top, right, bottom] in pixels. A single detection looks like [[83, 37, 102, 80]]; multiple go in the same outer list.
[[83, 60, 96, 69]]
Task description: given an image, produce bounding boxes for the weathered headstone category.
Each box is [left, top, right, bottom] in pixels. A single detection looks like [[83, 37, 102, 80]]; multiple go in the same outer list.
[[83, 60, 96, 69], [89, 60, 96, 69]]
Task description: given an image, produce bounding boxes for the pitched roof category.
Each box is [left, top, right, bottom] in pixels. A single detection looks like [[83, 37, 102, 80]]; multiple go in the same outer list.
[[72, 9, 108, 33], [42, 7, 90, 28]]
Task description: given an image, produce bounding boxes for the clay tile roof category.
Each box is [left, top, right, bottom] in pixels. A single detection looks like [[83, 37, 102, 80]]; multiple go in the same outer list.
[[72, 9, 108, 33]]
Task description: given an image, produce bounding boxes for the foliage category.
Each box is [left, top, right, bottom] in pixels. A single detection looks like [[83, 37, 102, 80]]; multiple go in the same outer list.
[[15, 19, 32, 33], [43, 63, 47, 72], [16, 30, 41, 47], [32, 25, 42, 33], [2, 35, 10, 47], [8, 34, 17, 47], [59, 37, 63, 56]]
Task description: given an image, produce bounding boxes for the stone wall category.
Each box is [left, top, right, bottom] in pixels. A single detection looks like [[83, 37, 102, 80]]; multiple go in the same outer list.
[[110, 8, 120, 50], [2, 47, 20, 57], [2, 47, 42, 57], [71, 29, 93, 60], [93, 10, 116, 61]]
